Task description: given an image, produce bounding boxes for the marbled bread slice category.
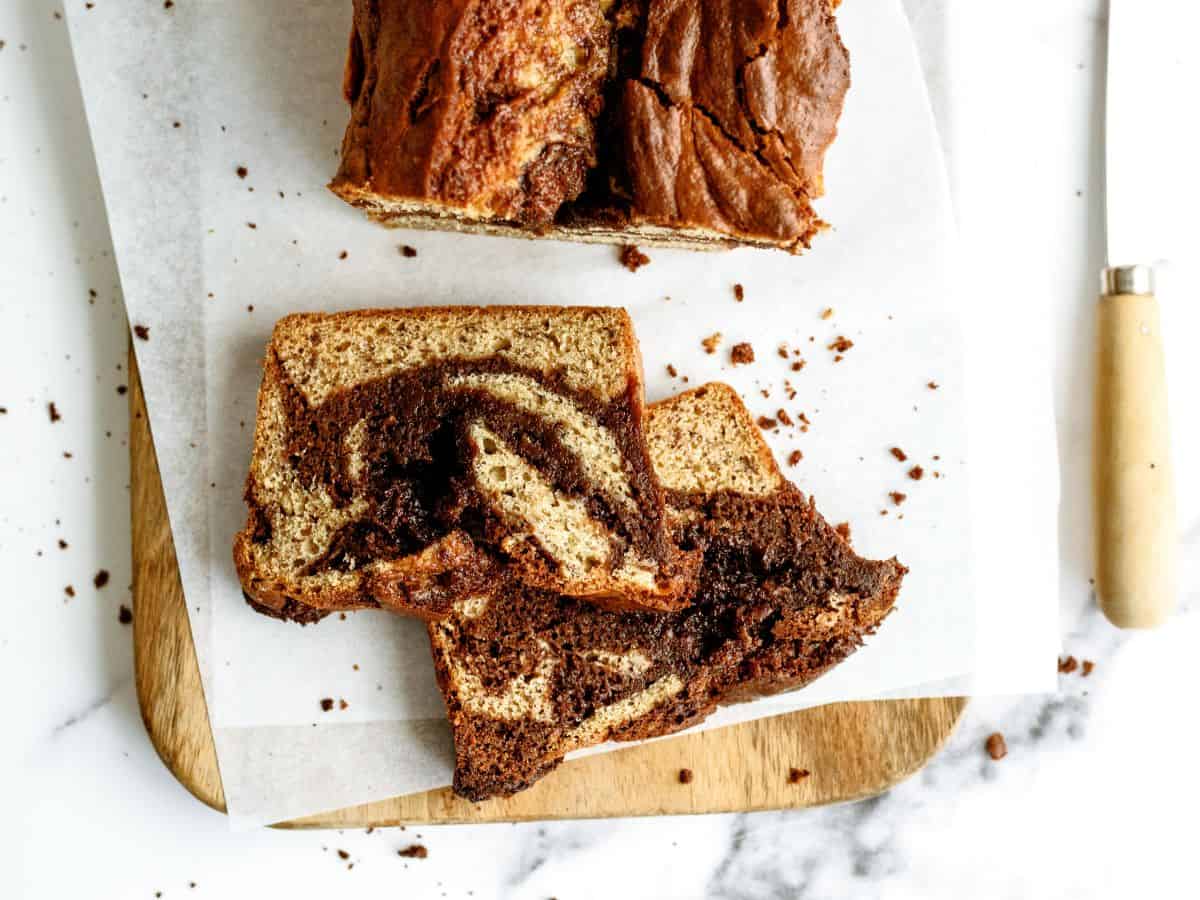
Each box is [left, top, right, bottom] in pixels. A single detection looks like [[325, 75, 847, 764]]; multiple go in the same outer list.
[[233, 306, 698, 622], [429, 383, 905, 800]]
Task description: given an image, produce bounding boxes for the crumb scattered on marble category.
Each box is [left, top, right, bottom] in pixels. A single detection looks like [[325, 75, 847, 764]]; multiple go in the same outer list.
[[236, 165, 248, 179], [889, 491, 907, 506], [93, 569, 110, 589], [134, 325, 150, 341], [890, 447, 907, 462], [908, 465, 924, 481], [733, 283, 744, 302], [787, 450, 802, 466], [48, 402, 62, 423], [821, 308, 833, 320], [1058, 655, 1079, 674], [1082, 660, 1095, 677], [398, 844, 428, 859], [985, 732, 1008, 761], [119, 605, 133, 625], [399, 245, 418, 258], [320, 698, 334, 712], [701, 333, 722, 354]]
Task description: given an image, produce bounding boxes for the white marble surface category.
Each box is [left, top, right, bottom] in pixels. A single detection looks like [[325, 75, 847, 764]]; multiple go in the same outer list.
[[4, 1, 1198, 897]]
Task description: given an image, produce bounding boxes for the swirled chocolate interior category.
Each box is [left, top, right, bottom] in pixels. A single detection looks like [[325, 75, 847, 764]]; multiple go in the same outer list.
[[233, 306, 698, 620]]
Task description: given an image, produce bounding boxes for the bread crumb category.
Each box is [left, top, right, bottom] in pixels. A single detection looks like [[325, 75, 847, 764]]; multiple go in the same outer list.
[[339, 698, 349, 710], [337, 850, 350, 861], [889, 447, 907, 462], [788, 767, 810, 783], [1081, 659, 1095, 677], [701, 333, 723, 354], [787, 450, 803, 466], [908, 465, 924, 481], [733, 283, 745, 302], [985, 732, 1007, 761], [398, 845, 428, 859], [619, 244, 650, 272], [791, 360, 805, 371], [1057, 655, 1078, 674], [65, 585, 76, 598], [821, 308, 833, 320], [889, 491, 906, 506], [927, 381, 939, 390], [828, 336, 854, 353], [677, 768, 694, 784], [48, 402, 62, 423], [399, 245, 418, 258], [338, 250, 348, 259], [320, 698, 334, 712], [236, 165, 248, 179], [731, 342, 755, 365], [756, 416, 777, 430], [666, 364, 678, 378], [118, 605, 133, 625], [777, 344, 789, 359], [93, 569, 110, 589], [134, 324, 150, 341]]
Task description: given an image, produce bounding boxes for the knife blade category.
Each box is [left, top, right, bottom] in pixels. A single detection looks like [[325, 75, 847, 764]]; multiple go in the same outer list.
[[1105, 0, 1198, 268]]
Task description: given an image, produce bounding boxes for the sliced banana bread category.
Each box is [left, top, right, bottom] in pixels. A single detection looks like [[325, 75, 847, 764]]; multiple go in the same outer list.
[[429, 383, 905, 800], [233, 306, 698, 621]]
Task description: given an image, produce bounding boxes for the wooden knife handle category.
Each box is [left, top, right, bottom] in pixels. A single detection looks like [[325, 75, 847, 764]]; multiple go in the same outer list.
[[1094, 269, 1176, 628]]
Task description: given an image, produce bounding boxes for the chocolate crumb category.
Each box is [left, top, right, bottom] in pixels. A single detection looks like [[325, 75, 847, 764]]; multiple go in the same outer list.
[[93, 569, 110, 589], [787, 450, 803, 466], [908, 466, 924, 481], [48, 402, 61, 423], [399, 245, 418, 258], [889, 491, 907, 506], [320, 698, 334, 712], [788, 767, 810, 783], [732, 283, 745, 302], [776, 409, 793, 427], [245, 222, 257, 230], [834, 522, 851, 542], [756, 416, 777, 430], [117, 385, 128, 395], [398, 845, 428, 859], [701, 333, 722, 354], [730, 342, 755, 365], [985, 732, 1008, 761], [134, 325, 150, 341], [618, 244, 650, 272], [118, 605, 133, 625], [338, 250, 348, 259], [337, 850, 350, 860], [65, 585, 76, 598], [58, 539, 68, 549], [677, 768, 693, 784], [889, 447, 907, 462], [666, 364, 678, 378], [828, 336, 854, 353], [1082, 660, 1095, 677], [821, 308, 833, 320], [1057, 655, 1078, 674], [236, 165, 248, 179], [927, 381, 939, 390]]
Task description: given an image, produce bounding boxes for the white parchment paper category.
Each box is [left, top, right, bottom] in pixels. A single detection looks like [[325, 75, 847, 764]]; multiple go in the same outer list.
[[67, 0, 1059, 826]]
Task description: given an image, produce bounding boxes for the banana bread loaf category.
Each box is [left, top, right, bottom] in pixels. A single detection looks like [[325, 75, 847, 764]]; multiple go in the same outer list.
[[330, 0, 851, 253]]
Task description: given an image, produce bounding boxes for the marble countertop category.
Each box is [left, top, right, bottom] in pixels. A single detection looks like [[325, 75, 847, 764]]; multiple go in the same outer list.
[[5, 1, 1197, 897]]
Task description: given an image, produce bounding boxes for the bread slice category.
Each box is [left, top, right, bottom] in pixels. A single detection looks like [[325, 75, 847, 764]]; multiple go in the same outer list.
[[429, 383, 905, 800], [233, 306, 699, 622], [329, 0, 850, 254]]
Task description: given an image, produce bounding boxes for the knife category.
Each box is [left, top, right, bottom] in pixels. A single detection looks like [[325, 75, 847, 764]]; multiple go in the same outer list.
[[1094, 0, 1192, 628]]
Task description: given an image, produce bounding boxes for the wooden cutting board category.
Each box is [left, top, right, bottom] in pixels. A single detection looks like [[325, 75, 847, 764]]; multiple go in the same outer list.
[[129, 350, 966, 827]]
